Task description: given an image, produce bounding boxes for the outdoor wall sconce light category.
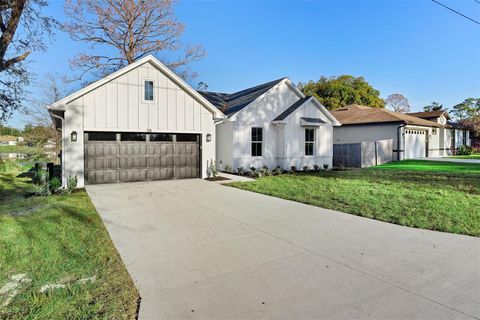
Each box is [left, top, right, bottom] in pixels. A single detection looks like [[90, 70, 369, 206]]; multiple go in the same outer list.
[[71, 131, 77, 142], [206, 134, 212, 142]]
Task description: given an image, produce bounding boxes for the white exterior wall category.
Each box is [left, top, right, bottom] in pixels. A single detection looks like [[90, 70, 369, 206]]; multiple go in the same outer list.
[[62, 61, 217, 187], [215, 121, 233, 171], [429, 127, 452, 157], [64, 105, 85, 186], [281, 99, 333, 169], [231, 81, 301, 170], [428, 127, 441, 157]]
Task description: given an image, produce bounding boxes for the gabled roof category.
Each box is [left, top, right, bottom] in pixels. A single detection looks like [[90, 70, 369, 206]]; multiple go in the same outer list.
[[48, 55, 224, 118], [272, 96, 341, 126], [198, 78, 286, 117], [407, 110, 450, 120], [331, 104, 447, 128]]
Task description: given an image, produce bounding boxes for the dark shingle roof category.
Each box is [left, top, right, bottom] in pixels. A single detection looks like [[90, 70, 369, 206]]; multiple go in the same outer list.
[[198, 78, 286, 116], [447, 121, 468, 129], [272, 96, 311, 121], [407, 110, 450, 120], [301, 117, 326, 124]]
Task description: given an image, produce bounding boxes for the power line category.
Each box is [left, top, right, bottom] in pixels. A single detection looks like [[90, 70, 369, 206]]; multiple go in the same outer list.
[[431, 0, 480, 25], [474, 0, 480, 5]]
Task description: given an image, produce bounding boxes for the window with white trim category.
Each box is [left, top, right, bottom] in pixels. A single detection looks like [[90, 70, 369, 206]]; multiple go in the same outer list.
[[251, 127, 263, 157], [305, 128, 315, 156], [432, 128, 437, 135], [144, 80, 154, 101]]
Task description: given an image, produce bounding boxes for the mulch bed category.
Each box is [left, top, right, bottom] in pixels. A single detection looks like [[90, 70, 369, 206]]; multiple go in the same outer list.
[[205, 176, 231, 181]]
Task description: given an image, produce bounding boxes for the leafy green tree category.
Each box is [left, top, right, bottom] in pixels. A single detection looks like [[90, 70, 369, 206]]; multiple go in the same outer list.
[[450, 98, 479, 120], [423, 102, 444, 112], [0, 125, 21, 136], [298, 75, 384, 110], [451, 98, 480, 137]]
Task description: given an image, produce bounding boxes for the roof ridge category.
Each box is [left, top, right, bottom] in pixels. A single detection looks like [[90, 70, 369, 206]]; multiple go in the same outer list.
[[228, 77, 287, 98], [199, 77, 288, 116], [199, 90, 229, 96]]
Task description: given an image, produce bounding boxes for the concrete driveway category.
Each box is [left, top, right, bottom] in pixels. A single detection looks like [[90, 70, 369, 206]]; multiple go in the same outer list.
[[86, 180, 480, 320]]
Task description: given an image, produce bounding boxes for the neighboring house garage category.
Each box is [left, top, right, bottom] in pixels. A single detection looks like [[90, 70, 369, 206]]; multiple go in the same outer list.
[[404, 129, 427, 159], [49, 55, 223, 187]]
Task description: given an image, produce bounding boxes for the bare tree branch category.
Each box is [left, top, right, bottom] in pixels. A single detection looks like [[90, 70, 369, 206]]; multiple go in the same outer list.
[[385, 93, 410, 113], [63, 0, 206, 81]]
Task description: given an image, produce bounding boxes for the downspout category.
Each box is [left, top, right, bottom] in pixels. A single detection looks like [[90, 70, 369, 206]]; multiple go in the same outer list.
[[50, 112, 66, 187], [397, 122, 407, 161]]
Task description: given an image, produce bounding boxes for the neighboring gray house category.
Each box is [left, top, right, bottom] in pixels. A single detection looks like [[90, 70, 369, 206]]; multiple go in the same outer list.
[[331, 105, 449, 163], [48, 55, 224, 187], [200, 78, 341, 172]]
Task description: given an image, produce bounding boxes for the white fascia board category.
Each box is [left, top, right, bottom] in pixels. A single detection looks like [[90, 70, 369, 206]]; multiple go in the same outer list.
[[283, 78, 305, 98], [48, 55, 225, 119]]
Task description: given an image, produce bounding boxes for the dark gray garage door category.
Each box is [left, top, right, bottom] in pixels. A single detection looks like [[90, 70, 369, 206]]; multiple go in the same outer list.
[[84, 132, 200, 184]]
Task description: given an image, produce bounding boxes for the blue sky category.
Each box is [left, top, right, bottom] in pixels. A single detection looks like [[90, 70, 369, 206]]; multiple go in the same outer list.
[[7, 0, 480, 128]]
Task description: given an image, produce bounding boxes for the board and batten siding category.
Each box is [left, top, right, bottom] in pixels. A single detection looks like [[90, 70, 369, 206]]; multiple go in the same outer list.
[[74, 63, 207, 132], [62, 61, 216, 187], [281, 99, 333, 169], [231, 81, 301, 169], [219, 81, 335, 170]]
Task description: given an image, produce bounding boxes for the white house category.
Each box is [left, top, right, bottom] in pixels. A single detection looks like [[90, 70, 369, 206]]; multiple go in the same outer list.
[[48, 55, 224, 187], [0, 135, 18, 146], [406, 110, 453, 157], [199, 78, 341, 171], [331, 105, 449, 161], [407, 110, 473, 153]]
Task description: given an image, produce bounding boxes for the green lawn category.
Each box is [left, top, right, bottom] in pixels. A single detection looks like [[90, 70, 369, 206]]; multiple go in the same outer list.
[[448, 153, 480, 160], [228, 160, 480, 237], [375, 159, 480, 174], [0, 173, 139, 319]]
